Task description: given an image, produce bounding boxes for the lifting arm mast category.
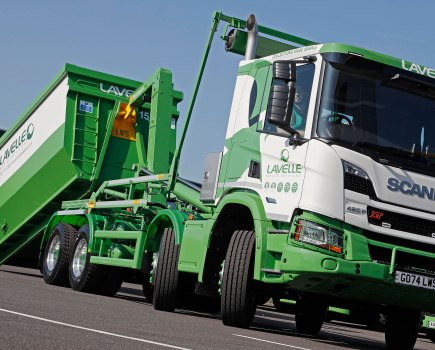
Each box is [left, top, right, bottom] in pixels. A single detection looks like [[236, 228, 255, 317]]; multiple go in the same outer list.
[[167, 11, 317, 192], [124, 11, 317, 199]]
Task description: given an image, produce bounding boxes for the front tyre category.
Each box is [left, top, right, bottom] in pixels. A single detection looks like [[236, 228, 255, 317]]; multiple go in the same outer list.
[[42, 223, 77, 286], [221, 230, 256, 328], [385, 308, 421, 350]]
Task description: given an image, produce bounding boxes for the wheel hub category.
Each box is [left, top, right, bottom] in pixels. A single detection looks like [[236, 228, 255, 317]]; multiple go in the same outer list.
[[46, 235, 61, 272], [150, 252, 159, 285], [72, 238, 88, 278]]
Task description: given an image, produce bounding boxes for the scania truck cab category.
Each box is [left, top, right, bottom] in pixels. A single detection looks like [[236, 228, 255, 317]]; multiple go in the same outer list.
[[165, 14, 435, 350]]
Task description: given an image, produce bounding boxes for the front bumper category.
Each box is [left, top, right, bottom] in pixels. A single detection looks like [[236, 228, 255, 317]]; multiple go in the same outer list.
[[261, 211, 435, 312]]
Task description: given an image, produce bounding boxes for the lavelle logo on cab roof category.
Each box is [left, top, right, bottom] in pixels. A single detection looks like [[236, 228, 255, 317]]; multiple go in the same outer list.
[[99, 83, 134, 98], [0, 123, 34, 167], [402, 60, 435, 79]]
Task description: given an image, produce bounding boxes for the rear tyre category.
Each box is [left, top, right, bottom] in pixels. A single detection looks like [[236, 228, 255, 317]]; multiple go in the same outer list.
[[42, 223, 77, 286], [295, 293, 327, 335], [153, 228, 180, 311], [385, 308, 421, 350], [69, 226, 105, 293], [99, 267, 123, 296], [221, 230, 256, 328]]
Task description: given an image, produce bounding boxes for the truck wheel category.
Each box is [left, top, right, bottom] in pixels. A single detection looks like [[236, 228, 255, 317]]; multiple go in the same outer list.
[[295, 293, 327, 335], [221, 230, 256, 328], [385, 308, 420, 350], [99, 267, 123, 296], [142, 251, 157, 302], [153, 228, 180, 311], [69, 226, 105, 293], [42, 223, 77, 286]]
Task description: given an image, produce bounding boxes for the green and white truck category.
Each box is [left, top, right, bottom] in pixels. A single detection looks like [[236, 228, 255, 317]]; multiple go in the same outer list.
[[1, 12, 434, 350]]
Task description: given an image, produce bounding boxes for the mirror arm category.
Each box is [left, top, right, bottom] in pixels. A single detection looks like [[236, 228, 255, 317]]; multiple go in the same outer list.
[[288, 133, 309, 146]]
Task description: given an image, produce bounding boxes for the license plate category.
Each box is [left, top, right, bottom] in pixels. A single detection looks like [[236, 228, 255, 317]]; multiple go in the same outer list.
[[429, 321, 435, 329], [395, 270, 435, 290]]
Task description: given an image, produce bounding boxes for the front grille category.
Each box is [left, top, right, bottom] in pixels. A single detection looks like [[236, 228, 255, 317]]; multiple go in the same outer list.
[[344, 173, 377, 200], [363, 230, 435, 275], [367, 206, 435, 239]]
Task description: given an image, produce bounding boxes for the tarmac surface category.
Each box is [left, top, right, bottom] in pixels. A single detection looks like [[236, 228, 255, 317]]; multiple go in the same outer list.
[[0, 265, 433, 350]]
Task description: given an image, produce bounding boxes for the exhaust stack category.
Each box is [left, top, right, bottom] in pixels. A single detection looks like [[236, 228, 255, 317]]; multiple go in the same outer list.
[[245, 14, 258, 60]]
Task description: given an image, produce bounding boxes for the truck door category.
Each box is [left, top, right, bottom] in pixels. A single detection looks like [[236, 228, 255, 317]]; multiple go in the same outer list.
[[258, 62, 316, 222]]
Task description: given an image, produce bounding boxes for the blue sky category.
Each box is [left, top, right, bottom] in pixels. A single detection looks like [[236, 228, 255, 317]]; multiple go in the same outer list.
[[1, 1, 434, 181]]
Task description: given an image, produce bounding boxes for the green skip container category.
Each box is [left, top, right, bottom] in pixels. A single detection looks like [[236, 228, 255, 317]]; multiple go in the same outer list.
[[0, 64, 182, 266]]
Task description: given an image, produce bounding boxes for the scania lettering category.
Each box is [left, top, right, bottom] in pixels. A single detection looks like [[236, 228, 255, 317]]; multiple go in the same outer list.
[[387, 177, 435, 200], [1, 12, 434, 350]]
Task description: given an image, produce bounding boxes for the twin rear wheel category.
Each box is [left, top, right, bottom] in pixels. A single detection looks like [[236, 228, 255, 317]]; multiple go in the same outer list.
[[42, 224, 123, 296], [42, 223, 76, 286]]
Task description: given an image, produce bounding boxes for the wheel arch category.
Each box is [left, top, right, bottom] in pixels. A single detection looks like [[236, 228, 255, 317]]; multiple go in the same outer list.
[[199, 190, 267, 285], [145, 209, 189, 252], [214, 190, 267, 222]]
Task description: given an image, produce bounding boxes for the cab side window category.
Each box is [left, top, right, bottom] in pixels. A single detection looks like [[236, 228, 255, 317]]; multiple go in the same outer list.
[[263, 63, 315, 137]]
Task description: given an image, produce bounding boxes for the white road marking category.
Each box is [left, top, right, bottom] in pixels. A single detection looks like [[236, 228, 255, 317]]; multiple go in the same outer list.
[[233, 334, 313, 350], [0, 308, 192, 350]]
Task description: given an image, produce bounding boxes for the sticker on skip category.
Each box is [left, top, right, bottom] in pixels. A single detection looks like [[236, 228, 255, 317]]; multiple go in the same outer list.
[[79, 100, 93, 113]]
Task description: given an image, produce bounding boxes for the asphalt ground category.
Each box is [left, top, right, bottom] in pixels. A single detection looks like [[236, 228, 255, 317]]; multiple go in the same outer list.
[[0, 265, 433, 350]]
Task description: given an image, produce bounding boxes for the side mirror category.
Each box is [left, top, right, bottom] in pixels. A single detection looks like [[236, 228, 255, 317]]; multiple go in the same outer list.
[[266, 61, 299, 135]]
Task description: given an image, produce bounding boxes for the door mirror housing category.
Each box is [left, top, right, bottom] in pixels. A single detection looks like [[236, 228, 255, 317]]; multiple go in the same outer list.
[[266, 61, 299, 135]]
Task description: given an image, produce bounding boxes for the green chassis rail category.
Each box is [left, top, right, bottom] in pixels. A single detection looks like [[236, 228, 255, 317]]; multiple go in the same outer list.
[[53, 172, 208, 269]]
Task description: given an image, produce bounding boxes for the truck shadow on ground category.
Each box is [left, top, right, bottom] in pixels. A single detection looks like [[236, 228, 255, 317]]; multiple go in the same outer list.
[[116, 285, 428, 350], [251, 308, 387, 350], [0, 268, 43, 279]]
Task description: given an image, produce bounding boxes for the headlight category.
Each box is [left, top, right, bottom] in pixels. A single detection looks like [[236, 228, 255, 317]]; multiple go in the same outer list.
[[342, 160, 369, 180], [294, 219, 344, 254]]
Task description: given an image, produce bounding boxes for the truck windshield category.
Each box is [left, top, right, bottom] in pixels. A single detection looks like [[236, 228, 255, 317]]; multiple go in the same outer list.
[[317, 55, 435, 175]]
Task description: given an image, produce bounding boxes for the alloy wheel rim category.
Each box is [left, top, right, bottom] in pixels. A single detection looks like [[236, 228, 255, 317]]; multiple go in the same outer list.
[[46, 235, 61, 272], [72, 238, 88, 278]]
